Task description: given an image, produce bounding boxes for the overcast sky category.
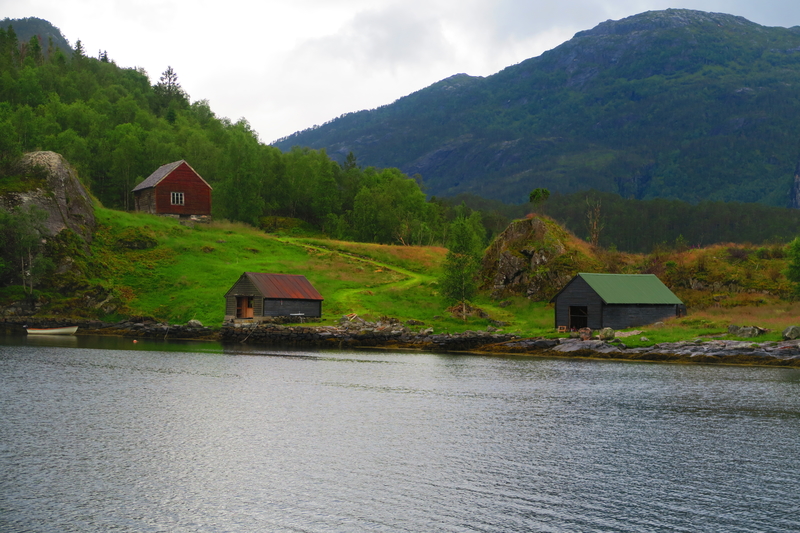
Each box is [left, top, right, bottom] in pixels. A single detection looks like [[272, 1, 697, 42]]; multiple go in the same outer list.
[[4, 1, 800, 143]]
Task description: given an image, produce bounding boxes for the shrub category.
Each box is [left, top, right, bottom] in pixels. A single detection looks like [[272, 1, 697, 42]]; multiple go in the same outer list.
[[695, 253, 708, 273], [769, 243, 786, 259], [114, 227, 158, 250], [727, 247, 750, 262]]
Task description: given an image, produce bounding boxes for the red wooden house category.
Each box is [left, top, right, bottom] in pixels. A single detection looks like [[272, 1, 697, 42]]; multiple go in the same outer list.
[[132, 160, 212, 219]]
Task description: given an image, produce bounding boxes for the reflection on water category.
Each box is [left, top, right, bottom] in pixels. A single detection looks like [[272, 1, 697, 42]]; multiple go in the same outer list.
[[7, 332, 225, 353], [1, 336, 799, 532], [18, 332, 80, 346]]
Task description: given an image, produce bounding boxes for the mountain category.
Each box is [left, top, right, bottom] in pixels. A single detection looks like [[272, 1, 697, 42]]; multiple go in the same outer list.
[[1, 17, 72, 55], [274, 9, 800, 207]]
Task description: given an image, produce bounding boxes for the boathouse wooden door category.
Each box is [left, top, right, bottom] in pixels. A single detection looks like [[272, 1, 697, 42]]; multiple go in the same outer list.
[[568, 305, 588, 329], [236, 296, 254, 318]]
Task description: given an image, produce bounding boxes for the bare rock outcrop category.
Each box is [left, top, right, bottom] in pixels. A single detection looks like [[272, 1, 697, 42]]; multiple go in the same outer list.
[[480, 216, 602, 300], [1, 151, 95, 242]]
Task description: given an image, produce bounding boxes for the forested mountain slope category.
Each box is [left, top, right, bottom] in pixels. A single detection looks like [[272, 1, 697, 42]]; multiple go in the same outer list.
[[0, 18, 448, 246], [6, 14, 800, 255], [0, 16, 71, 55], [274, 9, 800, 206]]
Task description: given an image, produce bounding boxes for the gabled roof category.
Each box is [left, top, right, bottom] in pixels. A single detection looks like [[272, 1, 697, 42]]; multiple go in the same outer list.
[[553, 273, 683, 304], [229, 272, 324, 301], [132, 160, 212, 192]]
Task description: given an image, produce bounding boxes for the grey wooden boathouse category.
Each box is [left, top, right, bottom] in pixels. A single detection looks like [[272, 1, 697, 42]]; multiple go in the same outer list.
[[225, 272, 323, 321], [551, 273, 684, 330]]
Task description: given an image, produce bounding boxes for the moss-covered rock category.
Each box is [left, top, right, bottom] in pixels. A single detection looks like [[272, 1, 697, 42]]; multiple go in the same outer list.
[[480, 215, 603, 300], [1, 151, 96, 243], [113, 227, 158, 250]]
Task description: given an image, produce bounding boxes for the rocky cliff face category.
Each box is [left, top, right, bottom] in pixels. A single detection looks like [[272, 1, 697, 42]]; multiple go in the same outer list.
[[546, 9, 760, 87], [0, 152, 106, 317], [1, 151, 96, 242], [480, 216, 602, 301]]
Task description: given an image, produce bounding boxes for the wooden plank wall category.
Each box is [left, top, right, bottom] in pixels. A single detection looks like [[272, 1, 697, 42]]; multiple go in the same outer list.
[[155, 164, 211, 216], [554, 277, 604, 329], [134, 189, 156, 214], [225, 276, 262, 319], [262, 299, 321, 317], [602, 304, 678, 329]]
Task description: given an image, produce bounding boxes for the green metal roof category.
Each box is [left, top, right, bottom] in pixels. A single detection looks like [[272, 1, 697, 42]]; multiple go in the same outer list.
[[577, 273, 683, 305]]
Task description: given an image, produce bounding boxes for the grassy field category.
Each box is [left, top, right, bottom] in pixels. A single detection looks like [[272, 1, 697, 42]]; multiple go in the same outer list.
[[44, 208, 798, 344], [616, 302, 800, 347], [88, 208, 553, 334]]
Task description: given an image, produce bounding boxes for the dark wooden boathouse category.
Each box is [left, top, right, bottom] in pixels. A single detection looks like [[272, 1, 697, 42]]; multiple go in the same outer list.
[[132, 160, 212, 218], [551, 273, 684, 330], [224, 272, 324, 322]]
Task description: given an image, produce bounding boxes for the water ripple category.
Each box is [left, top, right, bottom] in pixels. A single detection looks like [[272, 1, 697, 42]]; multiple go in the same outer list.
[[1, 342, 799, 532]]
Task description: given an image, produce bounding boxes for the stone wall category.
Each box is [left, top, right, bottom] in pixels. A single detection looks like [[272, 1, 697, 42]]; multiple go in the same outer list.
[[220, 319, 518, 352]]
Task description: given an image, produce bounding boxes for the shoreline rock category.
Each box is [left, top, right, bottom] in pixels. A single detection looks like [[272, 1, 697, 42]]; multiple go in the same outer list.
[[481, 337, 800, 367], [219, 320, 518, 352], [3, 316, 800, 367], [0, 317, 216, 340]]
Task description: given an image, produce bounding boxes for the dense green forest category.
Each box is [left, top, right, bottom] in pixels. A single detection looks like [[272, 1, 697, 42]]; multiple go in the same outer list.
[[447, 192, 800, 253], [276, 9, 800, 207], [0, 19, 455, 246], [4, 15, 800, 256]]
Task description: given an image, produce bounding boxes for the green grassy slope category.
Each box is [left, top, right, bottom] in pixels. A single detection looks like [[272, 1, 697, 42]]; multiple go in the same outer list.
[[90, 208, 550, 334], [13, 206, 798, 348]]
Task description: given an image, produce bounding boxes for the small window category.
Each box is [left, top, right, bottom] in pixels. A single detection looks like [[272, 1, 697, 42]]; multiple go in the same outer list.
[[171, 192, 185, 205]]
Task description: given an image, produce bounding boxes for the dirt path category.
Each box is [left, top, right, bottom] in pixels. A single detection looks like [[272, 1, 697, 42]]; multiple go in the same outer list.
[[271, 236, 438, 316]]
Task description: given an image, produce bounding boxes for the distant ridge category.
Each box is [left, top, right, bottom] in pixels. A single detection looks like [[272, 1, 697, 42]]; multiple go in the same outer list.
[[2, 17, 72, 55], [274, 9, 800, 207]]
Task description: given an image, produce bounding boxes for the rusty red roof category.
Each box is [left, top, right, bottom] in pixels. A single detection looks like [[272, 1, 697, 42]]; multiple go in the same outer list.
[[243, 272, 323, 301]]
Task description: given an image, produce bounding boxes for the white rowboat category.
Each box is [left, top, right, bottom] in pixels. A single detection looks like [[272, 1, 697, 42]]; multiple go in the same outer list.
[[26, 326, 79, 335]]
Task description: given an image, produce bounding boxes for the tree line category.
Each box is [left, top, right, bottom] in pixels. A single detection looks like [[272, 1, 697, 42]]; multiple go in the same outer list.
[[446, 190, 800, 254], [0, 23, 479, 249], [6, 20, 800, 256]]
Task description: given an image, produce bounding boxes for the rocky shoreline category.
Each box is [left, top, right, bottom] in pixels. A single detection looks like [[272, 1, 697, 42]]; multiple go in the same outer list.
[[0, 317, 217, 340], [486, 336, 800, 367], [3, 316, 800, 367], [219, 317, 519, 352]]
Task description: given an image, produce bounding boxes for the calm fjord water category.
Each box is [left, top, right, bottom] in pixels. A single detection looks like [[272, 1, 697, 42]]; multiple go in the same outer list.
[[1, 336, 799, 532]]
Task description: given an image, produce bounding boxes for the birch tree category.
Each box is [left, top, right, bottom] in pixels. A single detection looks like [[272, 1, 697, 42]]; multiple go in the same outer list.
[[440, 211, 485, 320]]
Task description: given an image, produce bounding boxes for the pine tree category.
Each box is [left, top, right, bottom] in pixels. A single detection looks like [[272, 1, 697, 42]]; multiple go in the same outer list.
[[157, 66, 181, 97], [27, 35, 43, 65], [72, 39, 84, 61], [153, 66, 189, 115]]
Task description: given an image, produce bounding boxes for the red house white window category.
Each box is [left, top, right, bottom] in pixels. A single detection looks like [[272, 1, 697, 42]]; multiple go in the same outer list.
[[171, 192, 185, 205]]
